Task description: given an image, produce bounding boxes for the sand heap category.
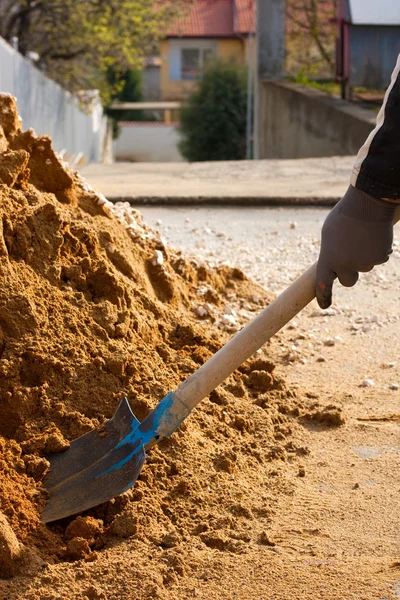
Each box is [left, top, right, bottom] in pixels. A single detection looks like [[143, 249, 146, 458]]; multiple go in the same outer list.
[[0, 95, 309, 582]]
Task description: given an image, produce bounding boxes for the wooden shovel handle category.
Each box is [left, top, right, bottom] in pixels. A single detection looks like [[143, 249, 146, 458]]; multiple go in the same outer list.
[[175, 207, 400, 412], [175, 262, 316, 410]]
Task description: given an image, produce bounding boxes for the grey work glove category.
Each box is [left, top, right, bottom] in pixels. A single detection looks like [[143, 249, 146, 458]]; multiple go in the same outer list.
[[316, 185, 396, 308]]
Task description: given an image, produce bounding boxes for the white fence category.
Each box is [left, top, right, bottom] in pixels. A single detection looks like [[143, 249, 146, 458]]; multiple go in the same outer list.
[[0, 37, 106, 162], [116, 122, 183, 162]]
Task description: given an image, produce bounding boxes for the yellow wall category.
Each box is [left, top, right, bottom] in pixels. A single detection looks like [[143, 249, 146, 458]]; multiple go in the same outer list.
[[160, 39, 198, 101], [160, 37, 250, 101], [216, 38, 244, 63]]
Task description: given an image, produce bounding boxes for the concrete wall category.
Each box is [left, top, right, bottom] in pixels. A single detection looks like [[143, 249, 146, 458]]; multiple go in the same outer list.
[[259, 81, 376, 159], [0, 37, 106, 162], [115, 123, 183, 162]]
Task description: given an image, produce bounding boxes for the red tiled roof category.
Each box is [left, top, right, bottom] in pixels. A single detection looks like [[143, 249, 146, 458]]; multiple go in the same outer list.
[[234, 0, 255, 34], [167, 0, 255, 38]]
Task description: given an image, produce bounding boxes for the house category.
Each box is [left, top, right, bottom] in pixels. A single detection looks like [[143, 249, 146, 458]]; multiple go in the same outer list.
[[336, 0, 400, 95], [160, 0, 255, 101]]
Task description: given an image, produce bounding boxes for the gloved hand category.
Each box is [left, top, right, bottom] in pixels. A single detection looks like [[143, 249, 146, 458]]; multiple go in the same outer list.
[[316, 185, 396, 308]]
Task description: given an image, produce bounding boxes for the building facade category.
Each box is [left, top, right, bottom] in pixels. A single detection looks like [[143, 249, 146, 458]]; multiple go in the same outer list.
[[160, 0, 255, 101]]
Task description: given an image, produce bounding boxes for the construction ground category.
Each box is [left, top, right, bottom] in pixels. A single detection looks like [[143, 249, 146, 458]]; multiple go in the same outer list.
[[0, 135, 399, 600]]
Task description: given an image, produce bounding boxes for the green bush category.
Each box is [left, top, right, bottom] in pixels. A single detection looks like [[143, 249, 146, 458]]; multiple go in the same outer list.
[[179, 60, 248, 162], [106, 69, 146, 138]]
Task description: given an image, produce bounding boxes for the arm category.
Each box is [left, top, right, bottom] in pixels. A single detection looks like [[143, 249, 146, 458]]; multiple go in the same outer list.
[[316, 55, 400, 308]]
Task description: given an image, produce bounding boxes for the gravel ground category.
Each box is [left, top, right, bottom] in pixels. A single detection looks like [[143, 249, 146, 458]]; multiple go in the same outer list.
[[140, 204, 400, 393]]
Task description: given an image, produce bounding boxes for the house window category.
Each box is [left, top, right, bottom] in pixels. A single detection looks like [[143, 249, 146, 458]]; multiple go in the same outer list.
[[181, 48, 214, 80]]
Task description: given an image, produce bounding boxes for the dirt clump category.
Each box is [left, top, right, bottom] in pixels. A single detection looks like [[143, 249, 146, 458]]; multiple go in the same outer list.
[[0, 95, 308, 596]]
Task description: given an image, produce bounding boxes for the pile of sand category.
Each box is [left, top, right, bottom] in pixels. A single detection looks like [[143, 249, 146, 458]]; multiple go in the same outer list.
[[0, 95, 310, 586]]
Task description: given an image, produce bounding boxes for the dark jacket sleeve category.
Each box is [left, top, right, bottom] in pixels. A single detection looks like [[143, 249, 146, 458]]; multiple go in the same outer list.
[[351, 54, 400, 201]]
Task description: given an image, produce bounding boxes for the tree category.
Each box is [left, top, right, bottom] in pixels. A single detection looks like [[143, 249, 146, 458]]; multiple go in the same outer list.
[[286, 0, 336, 77], [0, 0, 191, 102], [179, 60, 247, 162]]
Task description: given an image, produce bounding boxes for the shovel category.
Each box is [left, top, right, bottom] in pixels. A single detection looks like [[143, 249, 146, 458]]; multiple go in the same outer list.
[[42, 260, 317, 523], [42, 214, 397, 523]]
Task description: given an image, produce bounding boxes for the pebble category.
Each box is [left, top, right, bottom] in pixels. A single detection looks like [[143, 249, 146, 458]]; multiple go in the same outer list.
[[311, 308, 336, 317], [196, 306, 208, 318], [316, 356, 326, 362], [0, 512, 23, 577], [156, 219, 162, 226], [151, 250, 164, 266], [223, 305, 237, 317], [290, 222, 297, 229], [361, 379, 374, 387], [221, 314, 237, 326], [389, 383, 399, 390], [382, 362, 397, 368], [323, 338, 335, 347]]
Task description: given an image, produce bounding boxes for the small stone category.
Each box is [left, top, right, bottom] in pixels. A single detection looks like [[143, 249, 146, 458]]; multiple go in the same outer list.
[[298, 466, 306, 477], [290, 222, 297, 229], [316, 356, 326, 362], [311, 308, 336, 317], [389, 383, 399, 391], [151, 250, 164, 266], [323, 338, 335, 347], [221, 314, 237, 327], [156, 219, 162, 226], [0, 512, 23, 577], [361, 379, 374, 387], [382, 362, 396, 369], [196, 306, 207, 318]]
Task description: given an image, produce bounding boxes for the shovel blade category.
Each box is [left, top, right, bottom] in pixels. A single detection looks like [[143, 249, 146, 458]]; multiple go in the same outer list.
[[42, 398, 145, 523]]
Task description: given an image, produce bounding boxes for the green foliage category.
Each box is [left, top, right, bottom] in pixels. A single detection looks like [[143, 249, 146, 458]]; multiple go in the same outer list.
[[106, 69, 145, 127], [0, 0, 191, 101], [179, 60, 248, 162], [293, 70, 340, 95]]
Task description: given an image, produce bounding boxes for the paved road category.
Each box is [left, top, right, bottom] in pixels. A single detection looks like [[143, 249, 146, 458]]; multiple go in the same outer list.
[[81, 157, 354, 203]]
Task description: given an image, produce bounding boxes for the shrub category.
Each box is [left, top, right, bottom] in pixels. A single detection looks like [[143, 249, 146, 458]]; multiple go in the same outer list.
[[179, 60, 248, 162]]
